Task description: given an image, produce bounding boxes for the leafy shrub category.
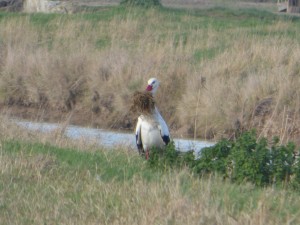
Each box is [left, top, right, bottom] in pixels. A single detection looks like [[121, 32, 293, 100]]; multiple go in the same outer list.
[[227, 130, 271, 186], [204, 131, 298, 188], [120, 0, 161, 7], [194, 139, 231, 176], [147, 130, 300, 190], [270, 137, 296, 186], [147, 141, 194, 170], [291, 155, 300, 189]]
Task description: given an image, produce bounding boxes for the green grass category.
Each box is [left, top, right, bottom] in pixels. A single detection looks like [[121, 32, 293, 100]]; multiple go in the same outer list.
[[193, 46, 224, 61], [0, 5, 297, 30], [0, 6, 299, 53], [1, 140, 156, 182], [1, 139, 300, 224]]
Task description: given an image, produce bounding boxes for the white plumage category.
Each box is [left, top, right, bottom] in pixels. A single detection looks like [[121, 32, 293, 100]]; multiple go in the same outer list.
[[135, 78, 170, 158]]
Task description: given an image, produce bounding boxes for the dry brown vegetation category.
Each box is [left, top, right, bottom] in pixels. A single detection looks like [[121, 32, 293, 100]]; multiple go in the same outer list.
[[130, 91, 155, 115], [0, 2, 300, 144]]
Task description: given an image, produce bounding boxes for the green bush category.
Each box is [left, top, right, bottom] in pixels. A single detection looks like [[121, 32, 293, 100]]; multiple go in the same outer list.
[[147, 130, 300, 190], [227, 130, 271, 186], [270, 137, 296, 186], [120, 0, 161, 7], [198, 131, 298, 188], [147, 141, 195, 170], [194, 139, 231, 176]]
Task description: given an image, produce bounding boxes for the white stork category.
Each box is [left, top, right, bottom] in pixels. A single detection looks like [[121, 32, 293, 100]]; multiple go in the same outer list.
[[135, 78, 170, 159]]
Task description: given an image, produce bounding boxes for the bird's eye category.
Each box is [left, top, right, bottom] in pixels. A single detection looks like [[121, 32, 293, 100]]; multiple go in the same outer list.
[[151, 81, 155, 85]]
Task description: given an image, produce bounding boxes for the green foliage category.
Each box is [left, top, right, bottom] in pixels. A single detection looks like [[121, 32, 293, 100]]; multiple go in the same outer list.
[[194, 139, 231, 175], [292, 154, 300, 189], [1, 141, 160, 182], [120, 0, 161, 7], [147, 141, 195, 170], [227, 131, 271, 186], [270, 138, 296, 186], [148, 131, 300, 190]]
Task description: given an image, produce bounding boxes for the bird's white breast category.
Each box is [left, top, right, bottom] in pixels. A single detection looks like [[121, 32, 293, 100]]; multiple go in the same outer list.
[[140, 115, 165, 149]]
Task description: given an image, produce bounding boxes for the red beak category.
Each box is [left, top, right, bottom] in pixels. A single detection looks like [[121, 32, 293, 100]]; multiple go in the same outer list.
[[146, 85, 153, 91]]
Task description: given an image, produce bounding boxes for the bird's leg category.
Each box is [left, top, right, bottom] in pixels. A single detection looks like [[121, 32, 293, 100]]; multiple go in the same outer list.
[[145, 148, 150, 160]]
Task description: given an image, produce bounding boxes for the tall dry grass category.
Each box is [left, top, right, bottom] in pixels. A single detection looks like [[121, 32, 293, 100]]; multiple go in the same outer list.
[[180, 29, 300, 142], [0, 10, 190, 129], [0, 8, 299, 144]]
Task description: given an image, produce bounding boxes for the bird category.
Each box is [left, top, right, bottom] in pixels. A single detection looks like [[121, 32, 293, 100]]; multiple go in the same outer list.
[[135, 78, 170, 159]]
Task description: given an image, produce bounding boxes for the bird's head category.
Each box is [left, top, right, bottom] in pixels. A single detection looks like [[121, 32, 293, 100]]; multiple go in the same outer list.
[[146, 78, 160, 95]]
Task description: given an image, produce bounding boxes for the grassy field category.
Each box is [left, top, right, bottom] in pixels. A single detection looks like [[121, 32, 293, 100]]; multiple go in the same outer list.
[[0, 114, 300, 225], [0, 1, 300, 145], [1, 3, 300, 224]]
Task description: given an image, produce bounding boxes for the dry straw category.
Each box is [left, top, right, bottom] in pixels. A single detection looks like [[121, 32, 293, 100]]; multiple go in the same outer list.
[[130, 91, 155, 115]]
